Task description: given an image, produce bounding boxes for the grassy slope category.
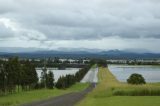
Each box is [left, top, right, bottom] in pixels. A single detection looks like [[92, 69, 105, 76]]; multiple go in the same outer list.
[[0, 83, 89, 106], [77, 67, 160, 106]]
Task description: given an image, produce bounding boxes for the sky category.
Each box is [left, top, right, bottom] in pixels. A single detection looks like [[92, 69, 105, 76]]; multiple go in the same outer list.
[[0, 0, 160, 52]]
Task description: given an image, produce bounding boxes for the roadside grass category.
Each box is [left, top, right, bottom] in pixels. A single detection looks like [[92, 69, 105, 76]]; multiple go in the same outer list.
[[96, 67, 160, 96], [77, 96, 160, 106], [0, 83, 89, 106], [67, 82, 89, 92], [76, 67, 160, 106]]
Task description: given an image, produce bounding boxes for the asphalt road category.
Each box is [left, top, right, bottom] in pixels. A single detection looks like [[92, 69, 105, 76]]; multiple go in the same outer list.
[[21, 84, 95, 106], [81, 67, 98, 83]]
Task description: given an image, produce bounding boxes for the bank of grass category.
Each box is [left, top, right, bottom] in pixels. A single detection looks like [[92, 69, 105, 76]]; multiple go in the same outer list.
[[77, 67, 160, 106], [96, 67, 160, 96], [0, 83, 89, 106]]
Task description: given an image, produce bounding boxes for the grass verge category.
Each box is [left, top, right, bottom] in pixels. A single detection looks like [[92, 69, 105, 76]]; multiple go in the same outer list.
[[0, 83, 89, 106], [76, 67, 160, 106]]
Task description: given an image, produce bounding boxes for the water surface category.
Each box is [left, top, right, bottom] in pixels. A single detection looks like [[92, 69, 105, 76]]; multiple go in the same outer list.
[[108, 65, 160, 82], [36, 68, 80, 82]]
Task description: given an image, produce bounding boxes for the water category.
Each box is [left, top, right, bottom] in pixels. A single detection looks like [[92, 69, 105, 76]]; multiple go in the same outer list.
[[108, 65, 160, 82], [36, 68, 80, 82]]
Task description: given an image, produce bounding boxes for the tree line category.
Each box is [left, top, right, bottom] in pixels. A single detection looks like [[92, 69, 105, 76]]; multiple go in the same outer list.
[[55, 65, 91, 89], [36, 67, 55, 89], [22, 57, 89, 68], [90, 59, 107, 67], [0, 57, 38, 95], [0, 57, 56, 95], [0, 57, 92, 95]]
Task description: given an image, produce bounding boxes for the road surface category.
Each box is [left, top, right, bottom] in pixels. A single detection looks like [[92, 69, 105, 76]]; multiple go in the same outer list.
[[81, 67, 98, 83], [21, 84, 94, 106]]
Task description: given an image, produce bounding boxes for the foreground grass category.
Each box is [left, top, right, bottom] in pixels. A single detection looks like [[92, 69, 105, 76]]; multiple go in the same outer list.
[[0, 83, 89, 106], [78, 96, 160, 106], [77, 67, 160, 106]]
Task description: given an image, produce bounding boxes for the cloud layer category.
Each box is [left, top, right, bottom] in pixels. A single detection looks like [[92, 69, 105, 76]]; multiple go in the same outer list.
[[0, 0, 160, 52]]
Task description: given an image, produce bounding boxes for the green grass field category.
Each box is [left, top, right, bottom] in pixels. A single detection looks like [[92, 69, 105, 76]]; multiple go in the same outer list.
[[76, 67, 160, 106], [0, 83, 89, 106]]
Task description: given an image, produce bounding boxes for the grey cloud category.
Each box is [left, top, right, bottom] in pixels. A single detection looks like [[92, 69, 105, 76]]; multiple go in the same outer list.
[[0, 0, 160, 41], [0, 23, 14, 38], [0, 0, 18, 14]]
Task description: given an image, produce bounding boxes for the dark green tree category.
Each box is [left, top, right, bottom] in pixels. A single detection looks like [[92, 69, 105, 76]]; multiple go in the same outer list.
[[40, 66, 47, 88], [55, 65, 91, 89], [55, 76, 64, 89], [21, 60, 38, 90], [0, 64, 7, 93], [127, 73, 146, 84], [46, 71, 54, 89], [54, 57, 61, 63], [5, 57, 20, 93], [0, 57, 39, 94]]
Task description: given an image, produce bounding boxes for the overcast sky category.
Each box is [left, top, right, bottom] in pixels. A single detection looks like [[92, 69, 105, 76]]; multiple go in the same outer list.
[[0, 0, 160, 52]]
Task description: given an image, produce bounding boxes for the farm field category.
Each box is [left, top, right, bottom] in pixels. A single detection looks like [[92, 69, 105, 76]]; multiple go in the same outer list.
[[0, 83, 89, 106], [76, 67, 160, 106]]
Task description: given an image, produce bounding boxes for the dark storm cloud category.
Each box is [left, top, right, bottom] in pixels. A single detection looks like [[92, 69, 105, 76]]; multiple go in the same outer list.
[[0, 0, 160, 41]]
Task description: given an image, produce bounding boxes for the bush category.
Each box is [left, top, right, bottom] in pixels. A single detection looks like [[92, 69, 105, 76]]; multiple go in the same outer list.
[[127, 73, 146, 84], [113, 88, 160, 96]]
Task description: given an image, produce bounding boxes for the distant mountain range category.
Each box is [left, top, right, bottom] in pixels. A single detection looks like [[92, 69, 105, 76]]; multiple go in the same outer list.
[[0, 47, 160, 59]]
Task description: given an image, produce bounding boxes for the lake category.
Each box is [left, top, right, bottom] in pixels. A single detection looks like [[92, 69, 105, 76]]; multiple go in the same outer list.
[[36, 68, 80, 82], [108, 65, 160, 82]]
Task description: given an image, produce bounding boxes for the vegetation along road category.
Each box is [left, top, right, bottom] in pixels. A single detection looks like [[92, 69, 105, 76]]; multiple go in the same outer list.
[[76, 67, 160, 106], [0, 83, 89, 106], [21, 66, 98, 106], [21, 83, 95, 106]]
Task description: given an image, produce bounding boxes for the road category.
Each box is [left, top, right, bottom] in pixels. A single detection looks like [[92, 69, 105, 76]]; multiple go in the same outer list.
[[21, 84, 95, 106], [81, 67, 98, 83]]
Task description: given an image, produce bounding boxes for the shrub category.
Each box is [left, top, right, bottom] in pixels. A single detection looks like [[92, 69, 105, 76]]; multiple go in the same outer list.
[[113, 88, 160, 96], [127, 73, 146, 84]]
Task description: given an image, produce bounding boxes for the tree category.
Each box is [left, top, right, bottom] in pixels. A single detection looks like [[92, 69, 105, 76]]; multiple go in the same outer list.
[[55, 76, 64, 89], [21, 60, 38, 90], [0, 64, 7, 93], [54, 57, 61, 63], [4, 57, 20, 93], [90, 59, 107, 67], [46, 71, 54, 89], [58, 63, 66, 70], [0, 57, 39, 94], [40, 66, 47, 88], [127, 73, 146, 84], [55, 65, 91, 89]]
